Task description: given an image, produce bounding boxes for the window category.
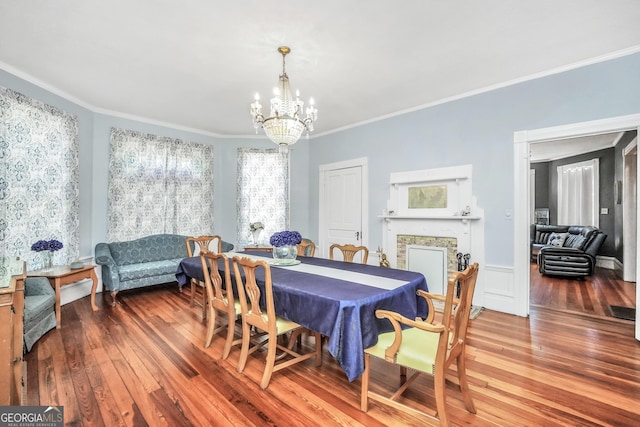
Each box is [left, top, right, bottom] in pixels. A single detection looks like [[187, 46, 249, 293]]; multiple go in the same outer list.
[[236, 148, 289, 245], [107, 128, 214, 241], [557, 159, 599, 227], [0, 87, 79, 270]]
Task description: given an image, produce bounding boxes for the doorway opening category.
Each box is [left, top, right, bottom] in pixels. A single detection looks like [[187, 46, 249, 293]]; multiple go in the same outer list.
[[514, 114, 640, 340]]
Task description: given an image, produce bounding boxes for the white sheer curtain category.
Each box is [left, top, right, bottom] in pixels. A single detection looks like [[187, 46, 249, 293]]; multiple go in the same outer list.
[[0, 86, 80, 270], [107, 128, 214, 242], [236, 148, 289, 246], [557, 159, 599, 227]]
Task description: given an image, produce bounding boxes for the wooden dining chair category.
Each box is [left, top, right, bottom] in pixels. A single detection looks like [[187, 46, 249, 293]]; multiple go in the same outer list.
[[361, 263, 480, 427], [329, 243, 369, 264], [199, 251, 242, 358], [296, 238, 316, 257], [186, 235, 223, 318], [232, 255, 322, 389]]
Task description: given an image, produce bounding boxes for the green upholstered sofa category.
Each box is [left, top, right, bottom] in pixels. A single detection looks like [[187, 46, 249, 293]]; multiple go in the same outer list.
[[95, 234, 190, 306]]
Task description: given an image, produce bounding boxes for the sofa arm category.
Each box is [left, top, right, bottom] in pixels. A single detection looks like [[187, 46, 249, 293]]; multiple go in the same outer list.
[[95, 243, 120, 291], [538, 246, 584, 256], [24, 277, 55, 297]]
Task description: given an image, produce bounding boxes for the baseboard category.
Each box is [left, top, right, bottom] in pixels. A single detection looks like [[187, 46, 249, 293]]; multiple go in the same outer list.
[[60, 255, 102, 306], [596, 255, 618, 270]]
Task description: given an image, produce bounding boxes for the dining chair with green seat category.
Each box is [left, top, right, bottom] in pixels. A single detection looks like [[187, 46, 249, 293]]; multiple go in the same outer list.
[[360, 263, 479, 427], [186, 235, 223, 318], [199, 251, 242, 359], [329, 243, 369, 264], [296, 238, 316, 257], [232, 255, 322, 389]]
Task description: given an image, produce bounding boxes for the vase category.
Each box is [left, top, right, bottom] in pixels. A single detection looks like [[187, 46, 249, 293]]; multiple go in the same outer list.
[[41, 251, 53, 271], [272, 245, 297, 261], [252, 229, 263, 245]]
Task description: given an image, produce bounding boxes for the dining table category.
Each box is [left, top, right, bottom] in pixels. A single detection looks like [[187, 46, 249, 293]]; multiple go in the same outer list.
[[175, 250, 428, 382]]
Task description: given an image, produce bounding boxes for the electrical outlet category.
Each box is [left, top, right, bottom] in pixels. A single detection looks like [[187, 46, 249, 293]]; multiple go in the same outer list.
[[600, 208, 609, 215]]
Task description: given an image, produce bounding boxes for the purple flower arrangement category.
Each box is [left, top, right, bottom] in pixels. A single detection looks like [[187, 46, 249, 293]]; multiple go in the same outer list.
[[31, 239, 64, 252], [269, 231, 302, 247]]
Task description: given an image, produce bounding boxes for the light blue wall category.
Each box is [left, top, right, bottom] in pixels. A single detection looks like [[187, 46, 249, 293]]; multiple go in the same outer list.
[[1, 68, 310, 256], [89, 117, 311, 251], [3, 52, 638, 265], [308, 52, 640, 266]]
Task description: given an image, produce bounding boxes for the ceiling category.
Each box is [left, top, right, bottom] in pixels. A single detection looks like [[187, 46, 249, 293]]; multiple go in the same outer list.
[[529, 132, 626, 163], [1, 1, 640, 138]]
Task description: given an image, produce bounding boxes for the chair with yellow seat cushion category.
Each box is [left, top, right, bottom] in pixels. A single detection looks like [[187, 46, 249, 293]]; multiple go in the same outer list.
[[232, 256, 322, 389], [329, 243, 369, 264], [199, 251, 241, 359], [360, 263, 479, 427]]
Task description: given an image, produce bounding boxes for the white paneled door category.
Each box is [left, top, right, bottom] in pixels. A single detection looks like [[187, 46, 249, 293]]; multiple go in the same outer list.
[[319, 158, 368, 261]]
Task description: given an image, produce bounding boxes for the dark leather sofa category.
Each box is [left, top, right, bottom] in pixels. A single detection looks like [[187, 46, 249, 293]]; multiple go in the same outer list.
[[531, 224, 607, 277]]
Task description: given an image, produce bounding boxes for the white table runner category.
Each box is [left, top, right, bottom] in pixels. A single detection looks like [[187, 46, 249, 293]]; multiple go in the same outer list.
[[226, 251, 407, 291]]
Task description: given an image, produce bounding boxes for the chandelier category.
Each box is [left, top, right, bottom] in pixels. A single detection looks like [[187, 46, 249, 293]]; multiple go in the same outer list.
[[250, 46, 318, 153]]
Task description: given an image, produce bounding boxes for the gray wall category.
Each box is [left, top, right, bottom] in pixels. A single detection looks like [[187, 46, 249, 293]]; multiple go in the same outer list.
[[531, 162, 550, 216], [540, 148, 616, 257]]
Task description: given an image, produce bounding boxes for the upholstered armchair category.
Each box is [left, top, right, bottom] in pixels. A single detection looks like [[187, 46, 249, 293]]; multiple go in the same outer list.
[[23, 277, 56, 352]]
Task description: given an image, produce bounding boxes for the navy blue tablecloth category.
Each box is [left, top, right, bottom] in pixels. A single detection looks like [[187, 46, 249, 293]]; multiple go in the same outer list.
[[175, 251, 428, 381]]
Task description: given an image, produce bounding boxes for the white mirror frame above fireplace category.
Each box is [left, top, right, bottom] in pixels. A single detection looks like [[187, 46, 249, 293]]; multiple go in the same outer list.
[[381, 164, 485, 305]]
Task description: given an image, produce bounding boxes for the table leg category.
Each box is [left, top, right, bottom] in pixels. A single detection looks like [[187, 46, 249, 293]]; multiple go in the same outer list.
[[90, 267, 99, 312], [54, 278, 61, 329]]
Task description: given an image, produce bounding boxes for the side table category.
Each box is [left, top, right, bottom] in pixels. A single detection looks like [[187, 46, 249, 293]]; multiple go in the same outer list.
[[243, 245, 273, 252], [27, 264, 98, 328]]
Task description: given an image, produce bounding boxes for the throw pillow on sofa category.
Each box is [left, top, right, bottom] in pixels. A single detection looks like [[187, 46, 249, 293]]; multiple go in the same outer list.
[[548, 232, 568, 247]]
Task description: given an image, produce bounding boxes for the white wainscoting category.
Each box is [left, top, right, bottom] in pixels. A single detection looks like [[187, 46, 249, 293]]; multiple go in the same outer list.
[[482, 264, 520, 316], [59, 256, 102, 306]]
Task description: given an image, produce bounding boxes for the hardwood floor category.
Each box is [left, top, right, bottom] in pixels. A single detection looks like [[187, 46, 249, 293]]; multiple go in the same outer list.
[[530, 263, 636, 318], [25, 284, 640, 426]]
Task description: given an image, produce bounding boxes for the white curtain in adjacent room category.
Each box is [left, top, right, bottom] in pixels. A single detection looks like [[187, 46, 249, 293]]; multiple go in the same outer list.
[[0, 86, 80, 270], [107, 128, 214, 242], [557, 159, 599, 227], [236, 148, 289, 246]]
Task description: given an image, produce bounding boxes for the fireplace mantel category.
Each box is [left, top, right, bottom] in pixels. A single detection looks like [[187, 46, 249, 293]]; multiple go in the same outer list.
[[379, 215, 481, 220]]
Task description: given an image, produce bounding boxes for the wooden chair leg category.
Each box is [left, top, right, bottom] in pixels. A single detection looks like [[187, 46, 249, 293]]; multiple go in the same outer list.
[[237, 320, 251, 373], [204, 304, 216, 348], [201, 283, 207, 321], [221, 315, 237, 360], [360, 354, 370, 411], [260, 334, 278, 389], [314, 332, 322, 367], [190, 279, 196, 307], [456, 353, 476, 413], [434, 368, 450, 427]]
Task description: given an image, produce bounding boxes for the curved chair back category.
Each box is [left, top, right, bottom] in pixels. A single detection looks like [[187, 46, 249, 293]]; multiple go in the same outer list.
[[200, 251, 239, 357], [186, 235, 223, 257], [232, 255, 321, 389], [297, 238, 316, 257], [329, 243, 369, 264]]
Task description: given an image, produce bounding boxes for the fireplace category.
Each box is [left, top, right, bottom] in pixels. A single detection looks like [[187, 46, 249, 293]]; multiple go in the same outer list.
[[381, 164, 483, 295]]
